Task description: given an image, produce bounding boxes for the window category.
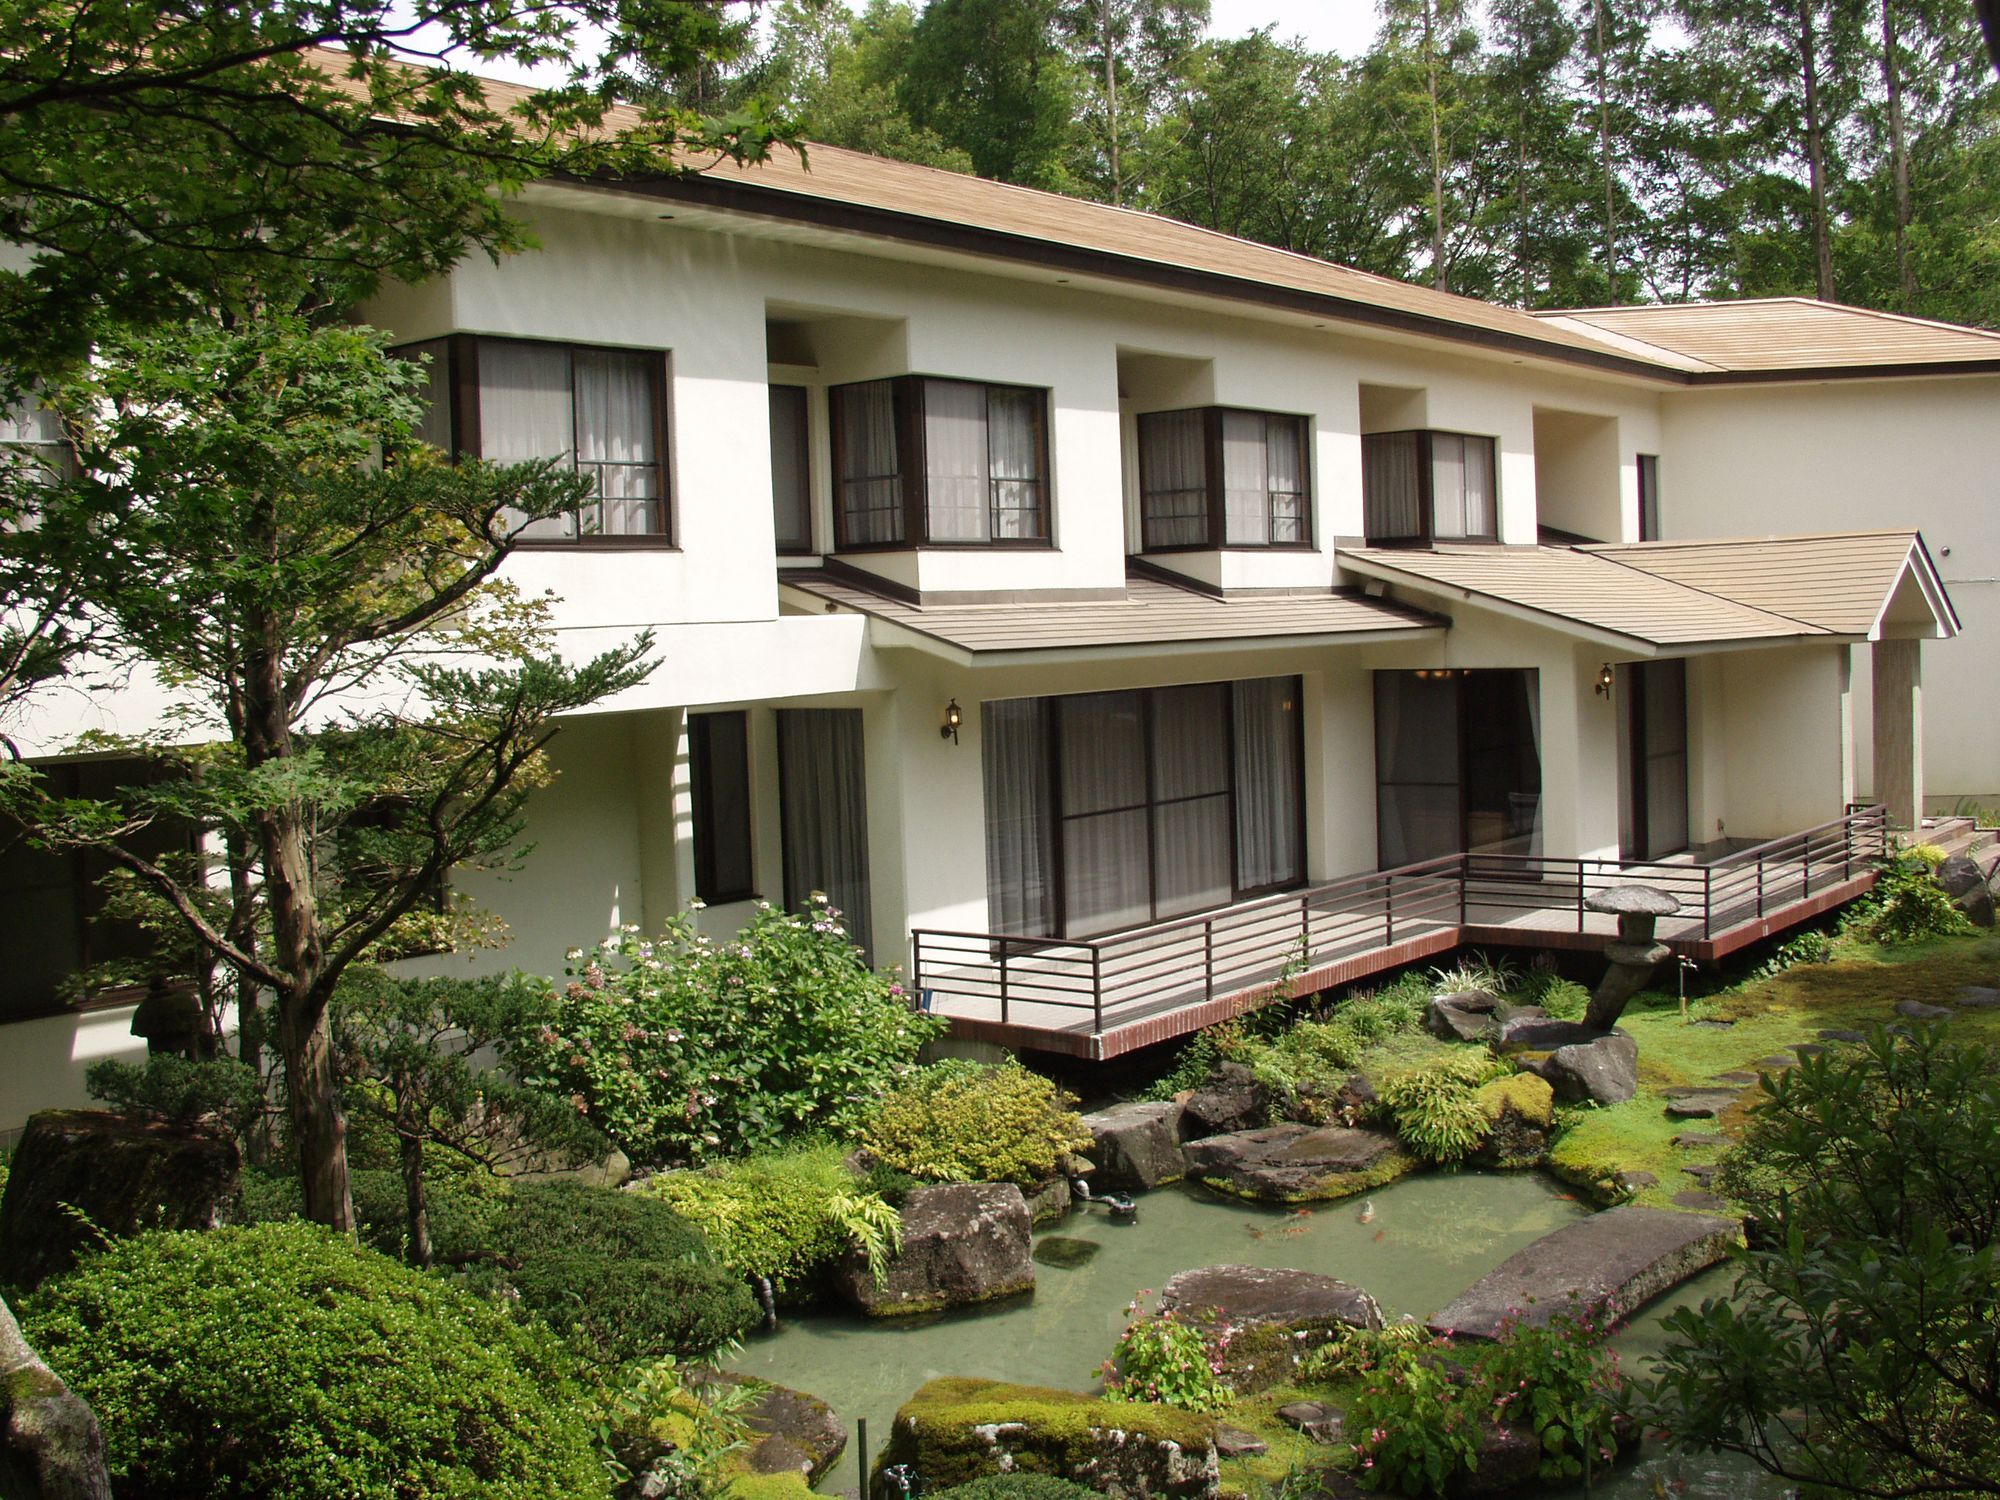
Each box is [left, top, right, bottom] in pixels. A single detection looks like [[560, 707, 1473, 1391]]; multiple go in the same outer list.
[[777, 708, 872, 955], [828, 376, 1049, 549], [393, 335, 669, 545], [1374, 669, 1541, 866], [689, 711, 756, 903], [769, 385, 813, 554], [981, 677, 1303, 939], [1, 389, 73, 490], [1137, 407, 1310, 551], [1637, 453, 1661, 541], [1361, 430, 1498, 545]]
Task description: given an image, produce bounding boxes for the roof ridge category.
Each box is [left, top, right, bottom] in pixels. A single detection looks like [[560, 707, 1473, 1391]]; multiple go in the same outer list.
[[1585, 529, 1918, 552]]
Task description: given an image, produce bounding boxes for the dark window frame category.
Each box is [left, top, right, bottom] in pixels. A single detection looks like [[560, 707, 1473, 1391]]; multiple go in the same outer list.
[[1136, 406, 1314, 553], [689, 710, 758, 904], [1637, 453, 1661, 542], [1372, 668, 1542, 868], [769, 384, 815, 556], [1361, 428, 1500, 547], [827, 374, 1053, 552], [391, 333, 675, 551]]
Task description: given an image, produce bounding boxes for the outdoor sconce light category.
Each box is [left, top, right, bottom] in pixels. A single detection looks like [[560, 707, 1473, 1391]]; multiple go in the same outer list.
[[941, 699, 962, 744], [1595, 663, 1615, 698]]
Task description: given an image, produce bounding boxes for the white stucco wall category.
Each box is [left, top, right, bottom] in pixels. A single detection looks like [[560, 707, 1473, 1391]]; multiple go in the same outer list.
[[1662, 378, 1998, 805]]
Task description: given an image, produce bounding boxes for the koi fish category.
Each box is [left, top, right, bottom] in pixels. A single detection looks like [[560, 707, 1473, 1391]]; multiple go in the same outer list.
[[1357, 1199, 1376, 1224]]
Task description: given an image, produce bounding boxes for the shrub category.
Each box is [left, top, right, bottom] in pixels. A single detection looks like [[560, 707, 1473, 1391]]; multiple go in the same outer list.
[[1752, 927, 1836, 980], [20, 1222, 608, 1500], [85, 1054, 267, 1138], [599, 1356, 755, 1498], [1868, 857, 1974, 946], [1428, 952, 1520, 997], [478, 1179, 758, 1364], [1343, 1336, 1484, 1494], [1531, 979, 1592, 1022], [1140, 1024, 1236, 1103], [640, 1145, 901, 1298], [862, 1062, 1092, 1187], [1103, 1311, 1231, 1413], [1484, 1308, 1622, 1479], [1373, 1051, 1505, 1164], [503, 900, 944, 1166], [1223, 980, 1432, 1118], [232, 1164, 513, 1264], [927, 1478, 1105, 1500]]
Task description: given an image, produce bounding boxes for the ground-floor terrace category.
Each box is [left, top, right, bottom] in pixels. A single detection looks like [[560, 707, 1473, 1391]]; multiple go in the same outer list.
[[0, 533, 1958, 1127]]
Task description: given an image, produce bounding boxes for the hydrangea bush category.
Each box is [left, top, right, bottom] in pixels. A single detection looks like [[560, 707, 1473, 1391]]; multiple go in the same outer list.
[[504, 898, 944, 1165]]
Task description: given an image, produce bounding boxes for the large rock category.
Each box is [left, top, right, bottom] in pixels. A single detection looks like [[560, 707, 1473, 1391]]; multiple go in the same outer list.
[[1427, 1205, 1738, 1341], [1179, 1064, 1268, 1139], [1, 1293, 111, 1500], [1470, 1074, 1555, 1167], [1494, 1015, 1600, 1052], [738, 1379, 846, 1485], [834, 1183, 1033, 1317], [1183, 1124, 1415, 1203], [1426, 993, 1495, 1043], [1937, 854, 1996, 928], [878, 1378, 1218, 1499], [1083, 1101, 1187, 1192], [1158, 1264, 1383, 1392], [0, 1109, 241, 1291], [1531, 1031, 1638, 1106]]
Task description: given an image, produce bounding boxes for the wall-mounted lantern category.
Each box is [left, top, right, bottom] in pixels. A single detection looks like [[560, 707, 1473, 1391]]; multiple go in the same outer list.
[[1595, 663, 1615, 699], [940, 699, 963, 744]]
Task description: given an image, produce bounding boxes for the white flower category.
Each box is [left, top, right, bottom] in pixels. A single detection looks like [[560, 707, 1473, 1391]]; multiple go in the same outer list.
[[564, 947, 584, 962]]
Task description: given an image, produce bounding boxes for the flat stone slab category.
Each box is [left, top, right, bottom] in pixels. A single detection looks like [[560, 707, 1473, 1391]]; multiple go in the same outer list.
[[1426, 1205, 1737, 1341], [1955, 986, 2000, 1009], [1818, 1027, 1868, 1042], [1494, 1016, 1602, 1051], [1754, 1055, 1797, 1069], [1672, 1132, 1726, 1149], [1896, 1000, 1953, 1021], [1159, 1264, 1384, 1336], [1184, 1123, 1413, 1203], [1664, 1091, 1741, 1119], [1673, 1190, 1729, 1212], [1709, 1071, 1759, 1085], [1585, 885, 1681, 917]]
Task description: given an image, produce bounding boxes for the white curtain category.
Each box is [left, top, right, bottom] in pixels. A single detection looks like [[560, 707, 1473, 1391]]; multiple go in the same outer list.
[[575, 349, 661, 536], [1463, 434, 1496, 538], [1151, 683, 1232, 916], [1221, 411, 1270, 545], [982, 698, 1053, 936], [392, 340, 454, 452], [1362, 432, 1422, 541], [1139, 409, 1207, 548], [480, 341, 577, 539], [778, 708, 873, 956], [923, 378, 990, 541], [1234, 678, 1302, 889], [836, 380, 902, 544], [1266, 419, 1306, 543], [1432, 433, 1496, 540], [1059, 692, 1151, 934], [987, 387, 1042, 539]]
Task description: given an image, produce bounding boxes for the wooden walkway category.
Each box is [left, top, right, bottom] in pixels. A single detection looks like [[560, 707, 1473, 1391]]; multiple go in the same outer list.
[[912, 808, 1887, 1061]]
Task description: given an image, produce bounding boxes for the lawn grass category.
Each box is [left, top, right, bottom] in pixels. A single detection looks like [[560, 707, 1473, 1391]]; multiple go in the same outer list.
[[1547, 932, 2000, 1208]]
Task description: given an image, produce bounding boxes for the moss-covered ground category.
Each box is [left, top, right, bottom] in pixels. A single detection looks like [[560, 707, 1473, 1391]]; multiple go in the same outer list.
[[1548, 931, 2000, 1208]]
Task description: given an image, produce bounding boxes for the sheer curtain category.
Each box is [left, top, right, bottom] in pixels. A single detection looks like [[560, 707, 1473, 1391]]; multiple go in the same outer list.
[[1221, 411, 1270, 545], [575, 349, 661, 536], [981, 698, 1052, 936], [480, 341, 577, 539], [987, 387, 1043, 540], [1139, 409, 1208, 548], [1234, 678, 1302, 888], [1266, 419, 1306, 543], [777, 708, 873, 956], [393, 340, 454, 452], [1150, 684, 1232, 917], [1462, 435, 1496, 539], [835, 380, 902, 545], [1059, 692, 1150, 935], [1522, 673, 1544, 856], [1362, 432, 1422, 542], [1431, 434, 1469, 539], [923, 378, 990, 541]]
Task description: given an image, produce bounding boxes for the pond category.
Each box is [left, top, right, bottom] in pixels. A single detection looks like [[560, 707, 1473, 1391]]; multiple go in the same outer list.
[[728, 1172, 1779, 1498]]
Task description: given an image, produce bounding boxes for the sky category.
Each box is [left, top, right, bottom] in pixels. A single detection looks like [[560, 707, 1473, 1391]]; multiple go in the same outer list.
[[1206, 0, 1385, 56]]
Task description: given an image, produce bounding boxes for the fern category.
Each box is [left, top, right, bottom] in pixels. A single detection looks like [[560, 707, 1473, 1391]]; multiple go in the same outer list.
[[827, 1190, 903, 1286]]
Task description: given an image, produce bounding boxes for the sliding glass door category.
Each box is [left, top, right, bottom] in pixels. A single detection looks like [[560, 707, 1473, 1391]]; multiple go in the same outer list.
[[983, 678, 1304, 940], [1375, 670, 1542, 866], [1623, 660, 1689, 860], [777, 708, 873, 954]]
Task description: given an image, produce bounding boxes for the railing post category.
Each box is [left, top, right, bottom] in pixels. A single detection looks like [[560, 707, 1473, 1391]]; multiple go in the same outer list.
[[1384, 878, 1395, 946], [1203, 918, 1215, 1004], [1844, 813, 1854, 880], [1457, 856, 1468, 927], [1091, 945, 1103, 1035], [1801, 835, 1811, 899], [998, 939, 1010, 1027], [1703, 864, 1714, 939], [1756, 857, 1766, 919], [1575, 861, 1586, 934], [1300, 891, 1311, 966]]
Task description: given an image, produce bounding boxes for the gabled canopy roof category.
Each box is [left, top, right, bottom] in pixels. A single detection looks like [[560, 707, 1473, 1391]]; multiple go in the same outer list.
[[779, 568, 1441, 666], [1539, 299, 2000, 377], [1336, 531, 1957, 653]]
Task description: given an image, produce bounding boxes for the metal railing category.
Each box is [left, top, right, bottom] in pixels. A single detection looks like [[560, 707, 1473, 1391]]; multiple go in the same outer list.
[[910, 805, 1888, 1037]]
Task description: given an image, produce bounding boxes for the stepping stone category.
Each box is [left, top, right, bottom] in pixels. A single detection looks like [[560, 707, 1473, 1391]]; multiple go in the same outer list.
[[1955, 986, 2000, 1009], [1681, 1163, 1719, 1185], [1818, 1028, 1867, 1043], [1215, 1426, 1269, 1459], [1793, 1043, 1827, 1058], [1158, 1264, 1383, 1337], [1664, 1091, 1740, 1119], [1618, 1170, 1657, 1191], [1709, 1071, 1758, 1085], [1672, 1132, 1726, 1148], [1896, 1000, 1952, 1021], [1275, 1401, 1344, 1443], [1183, 1123, 1414, 1203], [1756, 1055, 1797, 1069], [1032, 1236, 1100, 1269], [1688, 1019, 1736, 1029], [1673, 1190, 1728, 1211], [1426, 1205, 1737, 1341]]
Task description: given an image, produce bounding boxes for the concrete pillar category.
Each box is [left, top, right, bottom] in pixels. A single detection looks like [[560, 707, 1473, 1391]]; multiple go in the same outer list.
[[1871, 639, 1924, 830]]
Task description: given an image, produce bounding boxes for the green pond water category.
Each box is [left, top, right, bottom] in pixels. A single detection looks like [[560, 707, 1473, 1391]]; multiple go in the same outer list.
[[728, 1173, 1777, 1498]]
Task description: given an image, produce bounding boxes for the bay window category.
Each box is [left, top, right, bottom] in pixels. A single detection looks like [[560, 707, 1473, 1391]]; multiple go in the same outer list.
[[828, 376, 1050, 549], [1362, 429, 1497, 545], [1138, 407, 1310, 551]]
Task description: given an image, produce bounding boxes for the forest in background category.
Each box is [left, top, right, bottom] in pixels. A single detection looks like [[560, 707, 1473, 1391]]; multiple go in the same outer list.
[[637, 0, 2000, 328]]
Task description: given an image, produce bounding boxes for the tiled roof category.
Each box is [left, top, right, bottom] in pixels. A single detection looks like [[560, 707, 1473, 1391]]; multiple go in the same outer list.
[[1540, 299, 2000, 374], [779, 568, 1440, 659]]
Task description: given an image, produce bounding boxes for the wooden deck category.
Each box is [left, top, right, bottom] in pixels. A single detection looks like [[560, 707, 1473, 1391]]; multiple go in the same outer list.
[[912, 807, 1887, 1061]]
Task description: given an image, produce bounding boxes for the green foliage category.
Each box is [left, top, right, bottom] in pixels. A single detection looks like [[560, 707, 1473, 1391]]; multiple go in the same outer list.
[[1141, 1024, 1235, 1103], [1103, 1311, 1232, 1413], [926, 1478, 1105, 1500], [597, 1357, 755, 1498], [1866, 856, 1975, 946], [1295, 1322, 1431, 1384], [1342, 1335, 1484, 1495], [234, 1164, 513, 1261], [639, 1145, 901, 1297], [85, 1054, 266, 1137], [479, 1180, 758, 1365], [1752, 927, 1836, 980], [1636, 1025, 2000, 1494], [505, 902, 942, 1166], [1427, 952, 1520, 997], [1529, 978, 1592, 1022], [1219, 979, 1432, 1122], [1484, 1308, 1623, 1479], [861, 1062, 1091, 1187], [1372, 1051, 1502, 1164], [19, 1221, 608, 1500]]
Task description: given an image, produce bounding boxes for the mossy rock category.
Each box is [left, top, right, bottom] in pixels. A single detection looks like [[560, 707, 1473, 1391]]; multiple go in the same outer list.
[[1469, 1074, 1554, 1170], [877, 1377, 1218, 1498], [722, 1472, 816, 1500]]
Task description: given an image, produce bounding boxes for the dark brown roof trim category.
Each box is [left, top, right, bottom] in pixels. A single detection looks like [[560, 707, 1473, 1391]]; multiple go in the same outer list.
[[1681, 359, 2000, 385]]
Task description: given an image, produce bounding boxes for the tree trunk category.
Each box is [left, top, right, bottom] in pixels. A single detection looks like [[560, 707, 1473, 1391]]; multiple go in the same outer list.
[[1426, 0, 1447, 290], [395, 1079, 432, 1269], [1596, 0, 1617, 283], [1880, 0, 1915, 309], [1102, 0, 1122, 205], [277, 985, 353, 1230], [1800, 1, 1837, 300]]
